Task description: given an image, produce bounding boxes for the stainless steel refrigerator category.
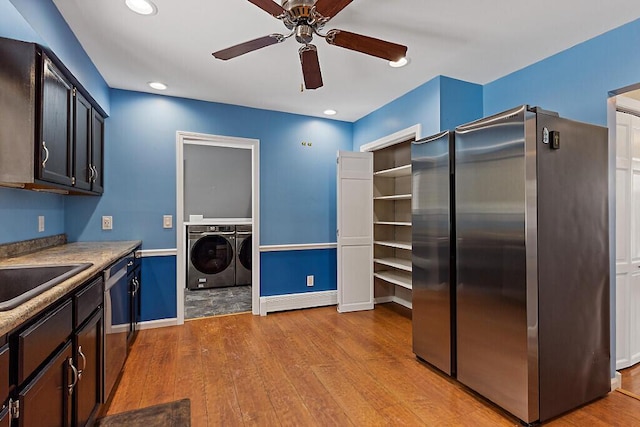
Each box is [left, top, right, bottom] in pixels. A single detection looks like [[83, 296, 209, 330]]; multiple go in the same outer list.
[[454, 105, 610, 423], [411, 131, 456, 376]]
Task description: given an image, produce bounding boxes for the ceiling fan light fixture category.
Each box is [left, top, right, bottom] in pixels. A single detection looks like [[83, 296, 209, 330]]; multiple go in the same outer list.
[[324, 109, 337, 116], [148, 81, 167, 90], [389, 57, 409, 68], [125, 0, 157, 16]]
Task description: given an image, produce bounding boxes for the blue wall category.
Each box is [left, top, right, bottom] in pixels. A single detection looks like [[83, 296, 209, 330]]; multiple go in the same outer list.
[[0, 188, 64, 244], [353, 76, 483, 149], [65, 89, 353, 247], [63, 89, 352, 318], [261, 249, 337, 296], [484, 18, 640, 125]]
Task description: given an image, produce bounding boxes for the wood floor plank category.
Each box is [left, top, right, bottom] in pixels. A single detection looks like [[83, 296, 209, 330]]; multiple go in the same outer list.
[[239, 315, 319, 426], [106, 304, 640, 426], [621, 362, 640, 396], [174, 321, 209, 427], [220, 315, 280, 425], [139, 326, 180, 407], [197, 316, 245, 426], [256, 313, 354, 426]]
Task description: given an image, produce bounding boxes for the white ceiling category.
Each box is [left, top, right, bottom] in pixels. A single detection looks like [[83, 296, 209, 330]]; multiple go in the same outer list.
[[52, 0, 640, 122]]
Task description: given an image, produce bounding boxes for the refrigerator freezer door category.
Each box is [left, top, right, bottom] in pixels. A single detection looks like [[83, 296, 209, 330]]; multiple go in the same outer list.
[[411, 131, 455, 375], [455, 106, 539, 423], [535, 113, 610, 421]]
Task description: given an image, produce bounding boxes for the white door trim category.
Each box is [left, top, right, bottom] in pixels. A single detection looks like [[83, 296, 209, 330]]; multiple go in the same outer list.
[[359, 124, 422, 152], [176, 131, 261, 324]]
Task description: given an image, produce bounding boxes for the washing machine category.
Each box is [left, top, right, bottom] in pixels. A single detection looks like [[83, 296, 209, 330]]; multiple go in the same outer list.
[[235, 224, 252, 285], [187, 225, 235, 289]]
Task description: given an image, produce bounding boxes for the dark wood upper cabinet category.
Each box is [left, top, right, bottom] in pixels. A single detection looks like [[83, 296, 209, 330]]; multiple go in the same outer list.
[[73, 91, 93, 192], [90, 110, 104, 194], [38, 55, 74, 187], [0, 36, 106, 195]]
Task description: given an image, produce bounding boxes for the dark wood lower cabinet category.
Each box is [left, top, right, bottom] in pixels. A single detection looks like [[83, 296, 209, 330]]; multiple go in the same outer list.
[[18, 341, 73, 427], [74, 309, 102, 427]]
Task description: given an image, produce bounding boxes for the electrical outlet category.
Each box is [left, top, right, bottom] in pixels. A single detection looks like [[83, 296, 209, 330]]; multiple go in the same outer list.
[[38, 216, 45, 232], [163, 215, 173, 229], [306, 275, 314, 287], [102, 216, 113, 230]]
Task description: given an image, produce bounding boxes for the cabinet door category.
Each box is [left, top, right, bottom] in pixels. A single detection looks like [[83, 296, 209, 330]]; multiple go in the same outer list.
[[72, 91, 92, 191], [18, 341, 73, 427], [336, 150, 374, 312], [74, 309, 102, 427], [39, 55, 73, 186], [90, 110, 104, 194]]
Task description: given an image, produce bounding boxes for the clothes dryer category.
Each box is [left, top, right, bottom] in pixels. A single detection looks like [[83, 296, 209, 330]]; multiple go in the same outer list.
[[187, 225, 235, 289], [235, 224, 252, 285]]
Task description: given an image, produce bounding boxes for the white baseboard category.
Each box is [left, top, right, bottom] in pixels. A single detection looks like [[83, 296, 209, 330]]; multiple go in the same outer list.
[[139, 317, 178, 330], [612, 371, 622, 391], [109, 318, 178, 333], [260, 290, 337, 315]]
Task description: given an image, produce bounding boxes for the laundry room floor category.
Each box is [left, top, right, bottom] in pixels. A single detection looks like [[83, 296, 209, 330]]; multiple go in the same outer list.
[[184, 285, 252, 319]]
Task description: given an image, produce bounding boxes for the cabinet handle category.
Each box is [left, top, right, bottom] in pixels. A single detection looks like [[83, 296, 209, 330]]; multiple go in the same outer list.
[[42, 141, 50, 168], [93, 165, 99, 182], [78, 345, 87, 380], [68, 358, 79, 395], [88, 164, 95, 182], [127, 261, 134, 267]]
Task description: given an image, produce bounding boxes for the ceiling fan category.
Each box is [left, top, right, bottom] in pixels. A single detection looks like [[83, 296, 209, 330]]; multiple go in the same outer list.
[[212, 0, 408, 90]]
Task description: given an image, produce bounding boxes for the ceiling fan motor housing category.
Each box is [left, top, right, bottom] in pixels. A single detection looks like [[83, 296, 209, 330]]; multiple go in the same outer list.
[[296, 24, 314, 44], [282, 0, 315, 20]]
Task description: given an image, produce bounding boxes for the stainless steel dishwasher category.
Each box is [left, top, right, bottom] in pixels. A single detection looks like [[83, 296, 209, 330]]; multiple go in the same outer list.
[[103, 253, 132, 402]]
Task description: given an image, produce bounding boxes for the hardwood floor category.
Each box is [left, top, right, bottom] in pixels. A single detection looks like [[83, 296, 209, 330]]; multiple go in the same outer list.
[[621, 362, 640, 397], [105, 305, 640, 426]]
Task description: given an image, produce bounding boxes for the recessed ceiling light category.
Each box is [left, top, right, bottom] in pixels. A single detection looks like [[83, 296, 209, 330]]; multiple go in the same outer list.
[[125, 0, 157, 16], [148, 81, 167, 90], [389, 57, 409, 68], [324, 109, 337, 116]]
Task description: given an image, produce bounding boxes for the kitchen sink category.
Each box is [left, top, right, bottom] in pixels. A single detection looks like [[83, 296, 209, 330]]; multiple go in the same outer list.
[[0, 263, 92, 311]]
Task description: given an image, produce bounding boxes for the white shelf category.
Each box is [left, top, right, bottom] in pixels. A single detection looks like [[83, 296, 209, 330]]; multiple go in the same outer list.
[[374, 194, 412, 201], [374, 240, 412, 250], [374, 164, 412, 178], [374, 257, 412, 272], [374, 270, 412, 290], [374, 221, 412, 226]]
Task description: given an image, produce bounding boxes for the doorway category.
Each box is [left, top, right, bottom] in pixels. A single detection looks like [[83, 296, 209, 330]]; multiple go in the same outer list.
[[611, 89, 640, 397], [175, 132, 260, 322]]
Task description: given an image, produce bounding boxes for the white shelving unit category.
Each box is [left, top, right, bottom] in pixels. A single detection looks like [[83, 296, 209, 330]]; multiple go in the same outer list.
[[371, 140, 413, 306]]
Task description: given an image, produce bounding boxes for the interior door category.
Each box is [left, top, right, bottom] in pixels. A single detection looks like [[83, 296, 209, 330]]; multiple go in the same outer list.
[[337, 150, 373, 312], [615, 110, 640, 370]]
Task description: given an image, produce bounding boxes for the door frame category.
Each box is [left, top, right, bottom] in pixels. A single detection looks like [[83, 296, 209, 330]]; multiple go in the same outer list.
[[610, 94, 640, 370], [175, 131, 260, 323]]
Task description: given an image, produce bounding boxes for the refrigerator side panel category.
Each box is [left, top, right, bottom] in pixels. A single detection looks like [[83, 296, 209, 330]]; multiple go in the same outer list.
[[411, 131, 454, 375], [455, 106, 535, 422], [536, 116, 610, 421]]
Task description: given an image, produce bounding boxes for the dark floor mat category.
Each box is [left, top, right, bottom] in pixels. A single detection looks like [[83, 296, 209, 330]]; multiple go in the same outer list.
[[96, 399, 190, 427]]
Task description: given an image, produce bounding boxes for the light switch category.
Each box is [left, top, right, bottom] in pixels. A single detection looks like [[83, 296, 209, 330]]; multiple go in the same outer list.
[[163, 215, 173, 229], [38, 216, 45, 232]]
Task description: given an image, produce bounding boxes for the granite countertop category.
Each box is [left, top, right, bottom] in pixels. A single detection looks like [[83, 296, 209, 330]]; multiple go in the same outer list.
[[0, 240, 141, 336]]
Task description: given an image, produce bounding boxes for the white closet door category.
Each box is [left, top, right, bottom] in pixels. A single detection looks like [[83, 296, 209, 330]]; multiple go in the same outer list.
[[337, 150, 373, 312], [615, 109, 640, 370]]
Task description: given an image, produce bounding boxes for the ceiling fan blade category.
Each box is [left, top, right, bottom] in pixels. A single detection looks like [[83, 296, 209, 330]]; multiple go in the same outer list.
[[213, 34, 285, 60], [326, 30, 407, 62], [314, 0, 353, 19], [247, 0, 285, 17], [299, 45, 323, 90]]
